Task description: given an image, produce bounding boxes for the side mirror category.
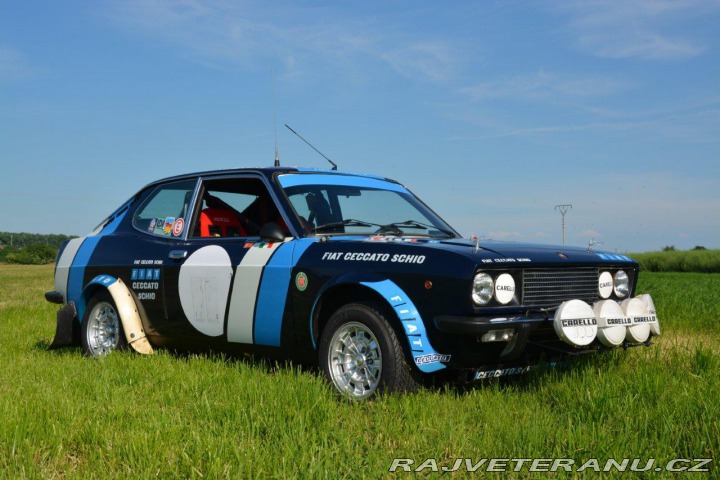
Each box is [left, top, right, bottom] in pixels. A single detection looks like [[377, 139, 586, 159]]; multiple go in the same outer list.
[[259, 222, 285, 243]]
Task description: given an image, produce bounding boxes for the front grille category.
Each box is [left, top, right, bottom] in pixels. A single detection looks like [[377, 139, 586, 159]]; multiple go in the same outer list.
[[522, 268, 599, 308]]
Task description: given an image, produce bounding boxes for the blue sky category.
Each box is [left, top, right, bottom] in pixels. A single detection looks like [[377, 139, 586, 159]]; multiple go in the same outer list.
[[1, 0, 718, 252]]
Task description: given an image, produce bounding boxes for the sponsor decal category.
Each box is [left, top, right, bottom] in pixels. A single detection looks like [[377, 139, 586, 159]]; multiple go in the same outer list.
[[606, 317, 632, 325], [632, 315, 657, 324], [321, 251, 426, 264], [131, 268, 161, 283], [148, 218, 157, 233], [480, 257, 532, 264], [172, 218, 185, 236], [295, 272, 308, 291], [414, 353, 451, 365], [474, 365, 532, 380], [560, 318, 597, 327]]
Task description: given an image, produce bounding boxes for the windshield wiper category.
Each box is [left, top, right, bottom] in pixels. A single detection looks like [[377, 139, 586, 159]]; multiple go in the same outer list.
[[381, 220, 455, 238], [314, 218, 378, 233]]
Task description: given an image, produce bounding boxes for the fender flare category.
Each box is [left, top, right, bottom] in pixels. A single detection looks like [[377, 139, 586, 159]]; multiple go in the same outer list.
[[312, 273, 448, 373], [83, 275, 154, 355]]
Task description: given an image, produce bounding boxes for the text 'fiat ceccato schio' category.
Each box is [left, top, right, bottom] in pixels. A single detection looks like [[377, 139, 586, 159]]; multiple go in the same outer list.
[[46, 167, 660, 399]]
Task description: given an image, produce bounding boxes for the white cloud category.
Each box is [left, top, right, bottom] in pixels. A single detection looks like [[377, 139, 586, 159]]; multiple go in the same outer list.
[[549, 0, 719, 60], [99, 0, 461, 82], [577, 229, 602, 239], [460, 71, 632, 102]]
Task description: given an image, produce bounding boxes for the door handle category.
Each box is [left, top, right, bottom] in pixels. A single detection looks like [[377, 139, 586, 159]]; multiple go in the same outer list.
[[169, 250, 188, 260]]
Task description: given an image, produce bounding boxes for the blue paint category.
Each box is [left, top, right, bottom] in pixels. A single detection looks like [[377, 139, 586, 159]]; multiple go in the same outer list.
[[253, 239, 316, 346], [66, 210, 127, 321], [359, 279, 447, 373], [277, 173, 408, 193]]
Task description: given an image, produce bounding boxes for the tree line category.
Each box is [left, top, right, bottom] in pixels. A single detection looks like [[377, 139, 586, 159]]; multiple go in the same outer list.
[[0, 232, 78, 265]]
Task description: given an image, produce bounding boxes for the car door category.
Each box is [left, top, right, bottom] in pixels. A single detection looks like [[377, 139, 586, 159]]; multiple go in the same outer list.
[[160, 174, 302, 347]]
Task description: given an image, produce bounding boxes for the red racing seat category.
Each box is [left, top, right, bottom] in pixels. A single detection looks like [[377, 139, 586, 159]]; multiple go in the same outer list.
[[199, 208, 246, 237]]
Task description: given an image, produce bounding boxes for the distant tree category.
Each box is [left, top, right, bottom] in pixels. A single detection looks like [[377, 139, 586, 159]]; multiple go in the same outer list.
[[3, 244, 57, 265], [662, 245, 676, 251], [692, 245, 707, 250]]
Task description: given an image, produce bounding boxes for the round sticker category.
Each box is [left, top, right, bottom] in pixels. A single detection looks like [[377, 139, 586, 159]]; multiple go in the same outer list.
[[494, 273, 515, 304], [172, 218, 185, 237], [598, 271, 613, 299], [295, 272, 308, 291]]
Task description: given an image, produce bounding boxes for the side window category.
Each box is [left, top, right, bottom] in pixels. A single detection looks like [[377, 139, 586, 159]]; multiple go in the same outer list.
[[191, 177, 287, 238], [133, 179, 197, 237]]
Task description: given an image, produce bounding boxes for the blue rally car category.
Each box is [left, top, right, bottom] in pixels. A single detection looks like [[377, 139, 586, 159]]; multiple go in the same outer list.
[[45, 167, 660, 399]]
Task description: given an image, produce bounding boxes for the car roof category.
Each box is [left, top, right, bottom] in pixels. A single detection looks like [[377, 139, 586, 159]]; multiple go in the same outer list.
[[139, 166, 398, 192]]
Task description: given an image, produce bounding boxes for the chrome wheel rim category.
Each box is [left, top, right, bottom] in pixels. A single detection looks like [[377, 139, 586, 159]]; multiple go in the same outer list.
[[327, 322, 382, 399], [86, 301, 121, 357]]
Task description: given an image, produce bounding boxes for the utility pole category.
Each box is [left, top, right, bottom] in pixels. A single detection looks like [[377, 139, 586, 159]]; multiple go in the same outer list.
[[554, 204, 572, 245]]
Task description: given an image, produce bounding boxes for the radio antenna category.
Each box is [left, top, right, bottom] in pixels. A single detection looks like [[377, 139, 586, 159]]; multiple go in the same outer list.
[[284, 124, 338, 170], [272, 70, 280, 167]]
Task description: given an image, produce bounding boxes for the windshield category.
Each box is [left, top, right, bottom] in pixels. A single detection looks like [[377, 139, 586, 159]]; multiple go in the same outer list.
[[277, 173, 457, 237]]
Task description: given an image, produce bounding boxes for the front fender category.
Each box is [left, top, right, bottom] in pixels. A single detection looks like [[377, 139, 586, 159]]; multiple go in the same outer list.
[[312, 272, 449, 373]]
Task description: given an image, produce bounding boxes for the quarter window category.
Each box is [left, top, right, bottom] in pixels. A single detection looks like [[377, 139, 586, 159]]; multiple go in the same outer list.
[[133, 179, 197, 237]]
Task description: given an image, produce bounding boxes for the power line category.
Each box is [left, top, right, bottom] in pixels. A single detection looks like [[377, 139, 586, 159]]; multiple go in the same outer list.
[[554, 204, 572, 245]]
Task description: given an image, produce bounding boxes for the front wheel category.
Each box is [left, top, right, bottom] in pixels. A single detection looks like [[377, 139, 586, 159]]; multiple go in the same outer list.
[[319, 303, 419, 400], [81, 291, 127, 357]]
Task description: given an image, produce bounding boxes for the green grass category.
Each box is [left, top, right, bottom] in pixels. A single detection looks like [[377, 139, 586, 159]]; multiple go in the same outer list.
[[1, 265, 718, 478], [629, 249, 720, 273]]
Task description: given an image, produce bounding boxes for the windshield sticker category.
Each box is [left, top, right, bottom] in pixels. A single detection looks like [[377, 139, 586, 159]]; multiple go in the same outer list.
[[366, 237, 426, 243], [163, 217, 175, 236], [148, 218, 157, 233], [172, 218, 185, 236], [322, 251, 426, 264]]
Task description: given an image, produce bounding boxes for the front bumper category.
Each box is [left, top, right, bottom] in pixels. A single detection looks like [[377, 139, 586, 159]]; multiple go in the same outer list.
[[433, 313, 548, 335]]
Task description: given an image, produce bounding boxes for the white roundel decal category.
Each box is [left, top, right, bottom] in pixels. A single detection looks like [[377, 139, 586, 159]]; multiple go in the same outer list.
[[553, 300, 598, 347], [494, 273, 515, 304], [598, 271, 613, 299], [178, 246, 233, 337], [593, 300, 629, 347]]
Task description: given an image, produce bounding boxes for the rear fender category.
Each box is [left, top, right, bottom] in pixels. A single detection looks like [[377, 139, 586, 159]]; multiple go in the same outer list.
[[82, 275, 154, 355]]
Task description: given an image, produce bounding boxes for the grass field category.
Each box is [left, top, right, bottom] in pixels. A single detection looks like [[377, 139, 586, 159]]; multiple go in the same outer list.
[[1, 265, 718, 478], [629, 249, 720, 273]]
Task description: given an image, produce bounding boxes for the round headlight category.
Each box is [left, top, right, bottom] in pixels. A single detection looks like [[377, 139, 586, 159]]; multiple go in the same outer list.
[[614, 270, 629, 298], [472, 273, 494, 305]]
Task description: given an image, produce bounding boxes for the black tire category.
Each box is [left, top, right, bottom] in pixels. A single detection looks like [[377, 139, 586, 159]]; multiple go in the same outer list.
[[319, 303, 420, 400], [81, 290, 127, 357]]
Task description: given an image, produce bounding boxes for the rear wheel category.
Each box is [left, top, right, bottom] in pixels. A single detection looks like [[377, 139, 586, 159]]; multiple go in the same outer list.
[[319, 303, 419, 400], [81, 291, 127, 357]]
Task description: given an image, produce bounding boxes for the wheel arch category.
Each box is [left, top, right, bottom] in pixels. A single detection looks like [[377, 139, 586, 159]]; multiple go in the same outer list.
[[310, 273, 448, 373], [80, 275, 154, 355]]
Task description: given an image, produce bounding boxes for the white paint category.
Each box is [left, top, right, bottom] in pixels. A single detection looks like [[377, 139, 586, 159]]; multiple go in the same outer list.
[[593, 300, 628, 347], [494, 273, 515, 304], [226, 244, 281, 344], [553, 300, 598, 347], [598, 271, 613, 299], [178, 246, 233, 337], [54, 237, 85, 300], [621, 297, 651, 343]]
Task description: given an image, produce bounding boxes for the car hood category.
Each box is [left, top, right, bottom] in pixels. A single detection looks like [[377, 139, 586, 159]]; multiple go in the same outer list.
[[329, 236, 637, 266], [436, 238, 637, 266]]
